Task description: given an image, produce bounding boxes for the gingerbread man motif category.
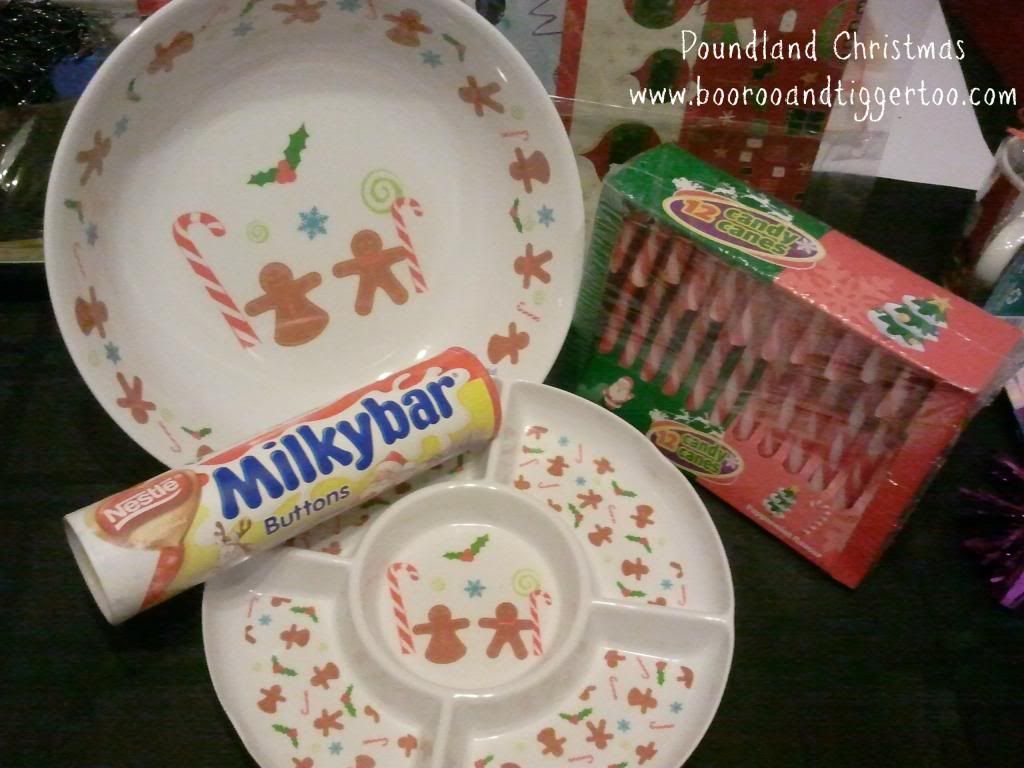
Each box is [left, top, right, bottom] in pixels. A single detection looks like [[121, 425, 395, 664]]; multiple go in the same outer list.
[[631, 504, 655, 528], [513, 244, 552, 288], [115, 373, 156, 424], [509, 148, 550, 193], [384, 9, 432, 46], [333, 230, 410, 316], [412, 605, 470, 664], [272, 0, 326, 24], [622, 557, 649, 581], [147, 31, 194, 74], [257, 685, 286, 714], [245, 262, 328, 347], [75, 286, 109, 338], [536, 727, 566, 757], [309, 662, 340, 689], [478, 602, 534, 660], [458, 76, 504, 116], [487, 322, 530, 365], [588, 525, 613, 547], [585, 719, 613, 749], [75, 131, 111, 186]]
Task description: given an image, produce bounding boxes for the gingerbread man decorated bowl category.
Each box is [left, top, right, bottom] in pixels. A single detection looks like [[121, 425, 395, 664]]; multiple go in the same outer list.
[[45, 0, 584, 465]]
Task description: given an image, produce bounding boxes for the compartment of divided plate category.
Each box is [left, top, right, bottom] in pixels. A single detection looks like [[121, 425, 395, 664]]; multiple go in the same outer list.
[[203, 381, 734, 768]]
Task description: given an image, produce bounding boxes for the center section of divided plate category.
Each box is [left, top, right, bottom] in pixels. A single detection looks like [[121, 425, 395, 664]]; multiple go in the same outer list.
[[384, 523, 558, 690], [352, 482, 587, 693]]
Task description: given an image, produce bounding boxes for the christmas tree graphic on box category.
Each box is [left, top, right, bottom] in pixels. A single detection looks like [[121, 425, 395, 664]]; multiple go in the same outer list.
[[867, 295, 950, 351], [764, 486, 798, 518]]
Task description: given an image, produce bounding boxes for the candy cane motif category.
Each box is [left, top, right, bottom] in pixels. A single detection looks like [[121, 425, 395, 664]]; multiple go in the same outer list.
[[530, 589, 553, 656], [172, 212, 260, 349], [387, 562, 420, 655], [391, 198, 427, 294]]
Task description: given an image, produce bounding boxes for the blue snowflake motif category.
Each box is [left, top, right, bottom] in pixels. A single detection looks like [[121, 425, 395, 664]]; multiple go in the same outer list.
[[337, 0, 361, 11], [421, 50, 442, 68], [104, 342, 121, 365], [258, 614, 272, 626], [558, 436, 570, 447], [113, 116, 129, 137], [670, 701, 683, 714], [328, 741, 343, 755], [464, 579, 486, 598], [233, 20, 254, 37], [660, 579, 674, 590], [575, 476, 586, 487], [85, 222, 99, 245], [537, 205, 556, 227], [298, 207, 328, 240], [616, 719, 631, 733]]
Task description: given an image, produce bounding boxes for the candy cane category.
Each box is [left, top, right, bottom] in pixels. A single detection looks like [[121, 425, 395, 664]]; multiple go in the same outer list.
[[300, 690, 310, 715], [158, 420, 182, 454], [650, 722, 675, 730], [388, 562, 420, 654], [568, 756, 594, 764], [172, 212, 260, 349], [363, 737, 389, 747], [391, 198, 427, 293], [247, 595, 259, 618], [73, 242, 87, 279], [609, 675, 619, 700], [637, 657, 650, 679], [530, 589, 553, 656], [516, 301, 541, 321]]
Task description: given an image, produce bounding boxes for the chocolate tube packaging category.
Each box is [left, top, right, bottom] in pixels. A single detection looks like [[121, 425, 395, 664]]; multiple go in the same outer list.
[[65, 348, 501, 623]]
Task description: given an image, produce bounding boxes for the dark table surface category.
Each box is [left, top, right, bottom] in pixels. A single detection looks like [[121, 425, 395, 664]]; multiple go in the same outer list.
[[2, 178, 1023, 768]]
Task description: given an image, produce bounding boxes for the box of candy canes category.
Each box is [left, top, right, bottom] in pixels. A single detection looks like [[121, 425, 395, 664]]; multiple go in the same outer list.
[[555, 144, 1024, 587]]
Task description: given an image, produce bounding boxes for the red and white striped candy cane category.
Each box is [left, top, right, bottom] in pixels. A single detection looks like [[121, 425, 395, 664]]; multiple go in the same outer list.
[[387, 562, 420, 655], [391, 198, 427, 294], [172, 212, 260, 349], [530, 588, 552, 656]]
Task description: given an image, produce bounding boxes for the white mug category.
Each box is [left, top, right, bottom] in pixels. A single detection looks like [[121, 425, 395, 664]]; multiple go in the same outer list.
[[975, 137, 1024, 285]]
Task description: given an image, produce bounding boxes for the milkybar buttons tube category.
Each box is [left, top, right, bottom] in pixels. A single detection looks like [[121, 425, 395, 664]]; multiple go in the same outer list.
[[65, 348, 501, 623]]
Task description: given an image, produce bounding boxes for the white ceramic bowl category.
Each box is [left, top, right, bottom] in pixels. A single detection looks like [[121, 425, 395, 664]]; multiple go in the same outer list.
[[45, 0, 584, 465]]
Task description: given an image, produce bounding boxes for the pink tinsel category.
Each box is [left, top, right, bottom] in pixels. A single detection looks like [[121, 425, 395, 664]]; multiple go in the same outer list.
[[961, 456, 1024, 611]]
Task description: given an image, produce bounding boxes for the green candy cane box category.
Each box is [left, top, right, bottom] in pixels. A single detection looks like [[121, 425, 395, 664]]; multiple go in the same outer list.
[[554, 144, 1024, 586]]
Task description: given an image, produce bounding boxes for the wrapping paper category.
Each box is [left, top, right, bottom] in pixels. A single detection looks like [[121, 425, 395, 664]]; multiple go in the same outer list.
[[555, 144, 1024, 586], [65, 347, 501, 623]]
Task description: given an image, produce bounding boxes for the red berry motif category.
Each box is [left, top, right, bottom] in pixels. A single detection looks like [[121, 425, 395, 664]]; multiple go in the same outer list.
[[276, 159, 297, 184], [459, 549, 475, 562]]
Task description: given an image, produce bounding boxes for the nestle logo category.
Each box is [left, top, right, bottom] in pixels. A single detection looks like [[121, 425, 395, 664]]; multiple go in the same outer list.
[[96, 472, 191, 536]]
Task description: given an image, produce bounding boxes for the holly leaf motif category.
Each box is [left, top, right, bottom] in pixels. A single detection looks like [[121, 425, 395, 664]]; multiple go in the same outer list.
[[559, 707, 593, 723], [248, 167, 278, 187], [616, 580, 646, 598], [612, 479, 637, 498], [625, 534, 652, 553], [271, 723, 299, 747], [469, 534, 490, 555], [341, 684, 357, 717], [283, 124, 309, 170], [271, 655, 298, 677]]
